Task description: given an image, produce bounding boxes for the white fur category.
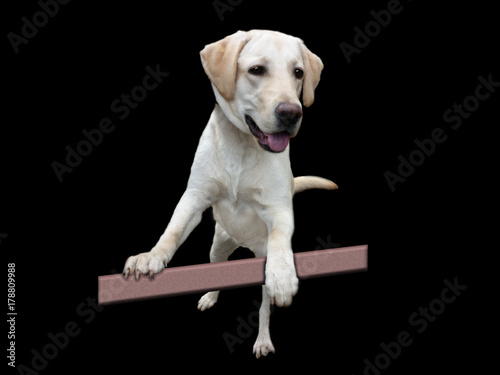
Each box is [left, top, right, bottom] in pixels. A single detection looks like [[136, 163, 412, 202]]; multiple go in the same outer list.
[[123, 30, 332, 357]]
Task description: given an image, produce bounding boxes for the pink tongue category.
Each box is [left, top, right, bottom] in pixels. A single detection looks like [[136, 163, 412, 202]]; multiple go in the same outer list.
[[266, 132, 290, 152]]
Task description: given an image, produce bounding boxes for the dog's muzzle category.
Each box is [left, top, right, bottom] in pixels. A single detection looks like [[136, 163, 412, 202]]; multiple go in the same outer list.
[[245, 115, 291, 153], [245, 103, 302, 153]]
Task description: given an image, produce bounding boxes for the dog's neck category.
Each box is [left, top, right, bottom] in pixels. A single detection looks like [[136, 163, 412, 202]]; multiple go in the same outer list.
[[212, 103, 261, 159]]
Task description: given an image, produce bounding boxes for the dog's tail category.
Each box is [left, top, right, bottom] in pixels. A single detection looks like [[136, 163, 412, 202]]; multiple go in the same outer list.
[[293, 176, 338, 195]]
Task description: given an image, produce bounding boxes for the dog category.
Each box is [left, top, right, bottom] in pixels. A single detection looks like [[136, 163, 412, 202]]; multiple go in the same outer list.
[[122, 29, 337, 357]]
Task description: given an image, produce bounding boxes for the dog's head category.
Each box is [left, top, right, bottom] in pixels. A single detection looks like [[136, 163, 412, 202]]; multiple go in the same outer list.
[[200, 30, 323, 153]]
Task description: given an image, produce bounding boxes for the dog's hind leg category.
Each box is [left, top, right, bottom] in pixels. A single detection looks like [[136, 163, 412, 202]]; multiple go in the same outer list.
[[197, 223, 238, 311], [248, 244, 275, 358], [253, 285, 275, 358]]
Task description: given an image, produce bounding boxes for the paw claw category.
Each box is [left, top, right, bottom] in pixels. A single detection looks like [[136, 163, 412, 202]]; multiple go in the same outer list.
[[124, 251, 169, 281], [253, 338, 275, 358]]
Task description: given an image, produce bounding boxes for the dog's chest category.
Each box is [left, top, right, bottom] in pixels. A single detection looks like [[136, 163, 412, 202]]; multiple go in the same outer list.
[[212, 195, 266, 246], [218, 147, 262, 200], [220, 170, 263, 211], [212, 171, 267, 244], [225, 159, 245, 201]]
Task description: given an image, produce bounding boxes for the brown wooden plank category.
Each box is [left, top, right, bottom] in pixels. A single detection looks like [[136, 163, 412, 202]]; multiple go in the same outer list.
[[98, 245, 368, 305]]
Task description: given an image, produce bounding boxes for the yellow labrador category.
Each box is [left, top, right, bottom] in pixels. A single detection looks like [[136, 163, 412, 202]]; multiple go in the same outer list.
[[123, 30, 337, 357]]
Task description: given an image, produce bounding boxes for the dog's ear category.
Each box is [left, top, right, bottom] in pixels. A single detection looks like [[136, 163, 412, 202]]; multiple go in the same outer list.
[[300, 43, 324, 107], [200, 31, 248, 101]]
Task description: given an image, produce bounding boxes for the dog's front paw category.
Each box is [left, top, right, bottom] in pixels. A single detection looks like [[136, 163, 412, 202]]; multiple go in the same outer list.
[[265, 261, 299, 307], [123, 249, 168, 280]]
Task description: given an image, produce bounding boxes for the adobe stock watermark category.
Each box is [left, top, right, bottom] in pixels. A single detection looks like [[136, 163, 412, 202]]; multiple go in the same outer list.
[[51, 64, 169, 182], [222, 235, 339, 353], [212, 0, 243, 21], [353, 277, 467, 375], [384, 73, 499, 192], [298, 235, 342, 280], [223, 299, 274, 354], [7, 0, 71, 54], [339, 0, 413, 64], [15, 268, 127, 375]]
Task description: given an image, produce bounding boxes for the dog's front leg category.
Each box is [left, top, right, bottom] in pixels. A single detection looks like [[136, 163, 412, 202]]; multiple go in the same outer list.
[[263, 211, 299, 307], [123, 188, 211, 279]]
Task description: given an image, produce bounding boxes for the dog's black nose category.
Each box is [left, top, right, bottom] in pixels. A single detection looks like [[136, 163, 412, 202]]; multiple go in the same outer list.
[[275, 102, 303, 127]]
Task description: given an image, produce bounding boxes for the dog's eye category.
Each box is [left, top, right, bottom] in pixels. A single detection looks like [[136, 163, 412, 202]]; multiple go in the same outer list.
[[248, 66, 266, 76], [294, 68, 304, 79]]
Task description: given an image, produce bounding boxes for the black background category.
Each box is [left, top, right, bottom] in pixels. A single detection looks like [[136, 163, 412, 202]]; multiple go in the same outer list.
[[2, 0, 497, 373]]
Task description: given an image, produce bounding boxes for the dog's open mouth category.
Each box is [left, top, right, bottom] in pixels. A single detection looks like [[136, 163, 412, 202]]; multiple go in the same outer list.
[[245, 115, 290, 153]]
